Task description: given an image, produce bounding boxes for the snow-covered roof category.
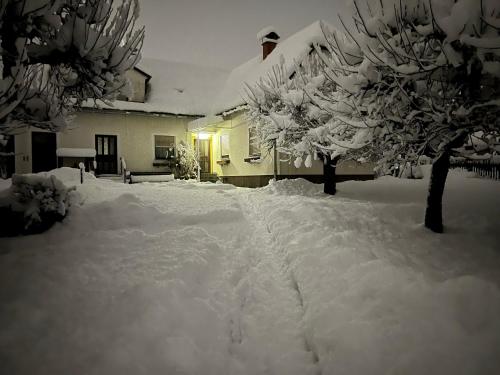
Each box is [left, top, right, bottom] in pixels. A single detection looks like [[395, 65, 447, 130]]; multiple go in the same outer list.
[[209, 20, 332, 115], [88, 59, 229, 116], [83, 21, 332, 118]]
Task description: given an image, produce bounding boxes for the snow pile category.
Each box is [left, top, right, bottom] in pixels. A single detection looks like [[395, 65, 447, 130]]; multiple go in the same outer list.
[[246, 170, 500, 374], [130, 174, 174, 183], [0, 168, 499, 374], [0, 177, 10, 192], [38, 166, 97, 184], [0, 177, 316, 374], [265, 178, 323, 197]]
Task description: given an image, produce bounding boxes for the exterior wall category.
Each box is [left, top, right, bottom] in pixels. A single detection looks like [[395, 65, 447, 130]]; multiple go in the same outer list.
[[206, 113, 326, 178], [208, 114, 274, 177], [203, 112, 375, 185], [125, 69, 147, 103], [14, 130, 32, 174], [57, 111, 190, 174], [13, 108, 374, 182], [14, 127, 58, 174]]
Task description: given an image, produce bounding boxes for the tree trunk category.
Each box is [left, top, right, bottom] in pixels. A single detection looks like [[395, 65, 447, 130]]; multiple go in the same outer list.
[[424, 151, 450, 233], [323, 155, 340, 195]]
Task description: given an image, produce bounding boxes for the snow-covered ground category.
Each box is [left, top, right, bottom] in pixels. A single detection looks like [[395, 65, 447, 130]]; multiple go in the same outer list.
[[0, 168, 499, 375]]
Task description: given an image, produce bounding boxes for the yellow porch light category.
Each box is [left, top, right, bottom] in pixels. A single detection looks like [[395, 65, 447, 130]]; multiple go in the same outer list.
[[197, 132, 210, 140]]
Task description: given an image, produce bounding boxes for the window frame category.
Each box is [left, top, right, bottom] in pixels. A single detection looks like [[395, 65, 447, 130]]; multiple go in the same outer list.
[[220, 134, 230, 159], [248, 126, 261, 157], [153, 135, 176, 161]]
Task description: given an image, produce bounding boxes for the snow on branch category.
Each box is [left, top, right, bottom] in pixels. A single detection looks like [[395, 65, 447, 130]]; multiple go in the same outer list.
[[0, 0, 144, 134]]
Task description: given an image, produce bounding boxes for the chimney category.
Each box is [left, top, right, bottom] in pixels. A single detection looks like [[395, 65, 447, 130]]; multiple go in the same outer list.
[[257, 26, 280, 60]]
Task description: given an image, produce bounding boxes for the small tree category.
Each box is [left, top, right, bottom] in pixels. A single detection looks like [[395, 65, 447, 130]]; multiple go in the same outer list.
[[0, 0, 144, 134], [176, 141, 199, 179], [246, 47, 375, 195]]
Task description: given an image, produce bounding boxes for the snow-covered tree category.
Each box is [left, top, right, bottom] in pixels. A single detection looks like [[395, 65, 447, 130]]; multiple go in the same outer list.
[[0, 0, 144, 134], [246, 47, 375, 195], [176, 141, 199, 179], [248, 0, 499, 231], [323, 0, 500, 232]]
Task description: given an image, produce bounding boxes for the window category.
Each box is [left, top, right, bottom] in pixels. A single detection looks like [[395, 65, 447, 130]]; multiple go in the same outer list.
[[248, 127, 261, 157], [220, 134, 230, 158], [154, 135, 175, 160]]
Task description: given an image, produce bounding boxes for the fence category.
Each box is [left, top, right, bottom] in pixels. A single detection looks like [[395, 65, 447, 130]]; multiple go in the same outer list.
[[450, 159, 500, 180]]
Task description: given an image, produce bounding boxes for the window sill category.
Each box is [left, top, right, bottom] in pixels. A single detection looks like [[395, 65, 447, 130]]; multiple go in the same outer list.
[[216, 159, 230, 166], [153, 160, 175, 167], [244, 156, 262, 163]]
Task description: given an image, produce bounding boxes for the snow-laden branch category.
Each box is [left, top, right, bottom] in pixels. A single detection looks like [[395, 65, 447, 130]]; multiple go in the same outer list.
[[0, 0, 144, 134]]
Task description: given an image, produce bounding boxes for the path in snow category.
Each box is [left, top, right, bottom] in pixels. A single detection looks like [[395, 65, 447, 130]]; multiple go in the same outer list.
[[242, 177, 500, 375], [0, 179, 317, 375], [1, 171, 500, 375]]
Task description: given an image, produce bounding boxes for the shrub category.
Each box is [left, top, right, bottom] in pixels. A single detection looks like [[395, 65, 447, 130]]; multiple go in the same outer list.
[[0, 174, 77, 236], [176, 141, 199, 179]]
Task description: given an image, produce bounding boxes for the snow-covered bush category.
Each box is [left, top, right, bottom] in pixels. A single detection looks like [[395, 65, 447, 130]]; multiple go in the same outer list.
[[0, 0, 144, 134], [175, 141, 199, 179], [0, 174, 77, 236]]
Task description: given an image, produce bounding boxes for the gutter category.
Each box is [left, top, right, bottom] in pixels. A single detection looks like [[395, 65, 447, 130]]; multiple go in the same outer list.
[[79, 106, 202, 119]]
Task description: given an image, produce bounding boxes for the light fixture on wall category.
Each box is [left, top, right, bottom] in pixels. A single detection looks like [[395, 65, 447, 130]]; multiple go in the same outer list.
[[197, 133, 210, 140]]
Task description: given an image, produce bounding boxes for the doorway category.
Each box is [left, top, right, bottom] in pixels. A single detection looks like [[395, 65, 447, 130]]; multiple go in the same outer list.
[[95, 135, 118, 174], [194, 138, 211, 173], [0, 135, 15, 178], [32, 132, 57, 173]]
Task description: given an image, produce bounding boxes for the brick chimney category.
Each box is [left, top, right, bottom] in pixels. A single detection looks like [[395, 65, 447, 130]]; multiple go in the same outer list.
[[257, 27, 280, 60]]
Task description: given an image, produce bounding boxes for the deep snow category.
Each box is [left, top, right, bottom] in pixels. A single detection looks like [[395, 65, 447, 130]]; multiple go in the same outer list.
[[0, 168, 499, 375]]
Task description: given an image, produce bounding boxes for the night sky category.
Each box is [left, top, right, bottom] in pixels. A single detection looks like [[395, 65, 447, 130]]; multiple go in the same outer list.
[[139, 0, 350, 69]]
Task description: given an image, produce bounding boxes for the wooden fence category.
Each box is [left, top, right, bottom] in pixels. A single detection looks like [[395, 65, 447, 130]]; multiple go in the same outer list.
[[450, 159, 500, 180]]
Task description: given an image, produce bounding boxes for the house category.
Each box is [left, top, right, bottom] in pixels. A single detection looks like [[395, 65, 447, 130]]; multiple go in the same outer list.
[[190, 21, 374, 187], [8, 21, 375, 187], [11, 60, 227, 177]]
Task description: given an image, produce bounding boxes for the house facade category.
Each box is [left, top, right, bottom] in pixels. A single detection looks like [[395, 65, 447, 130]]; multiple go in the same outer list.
[[8, 21, 374, 187]]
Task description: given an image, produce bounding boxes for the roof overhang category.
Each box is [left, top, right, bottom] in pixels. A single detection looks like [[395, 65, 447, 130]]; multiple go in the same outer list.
[[134, 66, 152, 83], [188, 115, 241, 133]]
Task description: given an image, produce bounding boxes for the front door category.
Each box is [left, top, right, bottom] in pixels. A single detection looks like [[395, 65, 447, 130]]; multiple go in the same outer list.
[[32, 132, 57, 173], [95, 135, 117, 174], [0, 135, 15, 178], [195, 138, 211, 173]]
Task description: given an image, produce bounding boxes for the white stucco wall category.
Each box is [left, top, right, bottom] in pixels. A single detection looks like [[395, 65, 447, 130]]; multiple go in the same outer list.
[[14, 109, 374, 177], [14, 127, 58, 174], [206, 112, 374, 178], [58, 110, 190, 173]]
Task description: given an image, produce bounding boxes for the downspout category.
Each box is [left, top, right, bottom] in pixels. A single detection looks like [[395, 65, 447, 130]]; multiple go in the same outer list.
[[273, 140, 278, 180], [196, 133, 201, 182]]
